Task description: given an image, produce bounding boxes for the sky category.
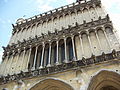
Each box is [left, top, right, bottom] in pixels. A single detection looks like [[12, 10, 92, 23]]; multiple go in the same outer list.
[[0, 0, 120, 63]]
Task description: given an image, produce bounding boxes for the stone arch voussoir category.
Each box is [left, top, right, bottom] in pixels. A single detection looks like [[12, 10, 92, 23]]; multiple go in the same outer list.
[[30, 78, 74, 90], [88, 70, 120, 90]]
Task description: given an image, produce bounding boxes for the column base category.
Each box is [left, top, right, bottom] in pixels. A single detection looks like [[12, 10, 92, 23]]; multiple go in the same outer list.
[[47, 64, 51, 67], [39, 66, 43, 69], [31, 67, 35, 71], [64, 60, 69, 63], [73, 57, 77, 61], [24, 69, 29, 72], [55, 62, 60, 65]]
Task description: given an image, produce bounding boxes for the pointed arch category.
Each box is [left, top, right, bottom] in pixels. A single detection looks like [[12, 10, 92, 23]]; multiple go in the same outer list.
[[88, 70, 120, 90], [30, 78, 74, 90]]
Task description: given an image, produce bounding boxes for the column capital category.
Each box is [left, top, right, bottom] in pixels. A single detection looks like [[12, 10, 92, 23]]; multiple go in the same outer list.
[[29, 45, 32, 48], [7, 52, 10, 56], [42, 42, 45, 46], [35, 43, 39, 47], [63, 35, 66, 38], [95, 30, 97, 34], [36, 46, 39, 49], [56, 40, 59, 43], [12, 50, 15, 55], [23, 47, 26, 50], [64, 37, 67, 41], [86, 31, 90, 36], [71, 35, 74, 38], [79, 34, 82, 38], [23, 47, 26, 53], [18, 49, 21, 54], [49, 42, 52, 45], [48, 39, 51, 42], [55, 37, 58, 40]]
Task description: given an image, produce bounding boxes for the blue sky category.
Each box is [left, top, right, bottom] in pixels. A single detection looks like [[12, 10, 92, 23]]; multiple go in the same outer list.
[[0, 0, 120, 63]]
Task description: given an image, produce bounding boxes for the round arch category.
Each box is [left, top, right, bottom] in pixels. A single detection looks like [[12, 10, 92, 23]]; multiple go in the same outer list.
[[30, 79, 74, 90], [88, 70, 120, 90]]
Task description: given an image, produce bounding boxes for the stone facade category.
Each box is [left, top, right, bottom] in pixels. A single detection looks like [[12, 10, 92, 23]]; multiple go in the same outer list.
[[0, 0, 120, 90]]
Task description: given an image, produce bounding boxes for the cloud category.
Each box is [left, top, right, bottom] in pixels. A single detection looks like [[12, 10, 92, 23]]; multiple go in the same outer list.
[[101, 0, 120, 30], [4, 0, 8, 3], [101, 0, 120, 41], [36, 0, 57, 12], [66, 0, 75, 4], [102, 0, 120, 7], [38, 3, 54, 12], [0, 18, 12, 24]]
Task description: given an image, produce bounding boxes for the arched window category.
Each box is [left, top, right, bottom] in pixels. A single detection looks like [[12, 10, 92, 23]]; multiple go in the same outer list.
[[28, 47, 36, 70], [89, 7, 98, 20], [66, 37, 74, 61], [59, 39, 65, 63], [88, 70, 120, 90], [83, 8, 91, 22], [77, 10, 83, 24], [96, 5, 105, 18], [51, 41, 57, 65], [71, 12, 76, 26], [89, 31, 101, 55], [82, 33, 92, 58], [74, 35, 82, 60], [105, 27, 119, 51], [30, 79, 74, 90], [97, 29, 110, 53], [35, 45, 42, 69], [43, 44, 49, 66]]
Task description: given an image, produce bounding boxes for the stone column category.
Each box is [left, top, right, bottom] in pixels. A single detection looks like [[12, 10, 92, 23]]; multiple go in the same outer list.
[[71, 36, 76, 61], [103, 29, 112, 51], [56, 40, 59, 64], [8, 50, 15, 75], [64, 37, 68, 63], [14, 49, 21, 74], [79, 34, 84, 57], [94, 7, 99, 18], [47, 42, 52, 67], [32, 46, 38, 70], [39, 42, 45, 68], [2, 52, 9, 75], [25, 45, 32, 72], [95, 30, 103, 52], [21, 47, 26, 71], [87, 32, 94, 54]]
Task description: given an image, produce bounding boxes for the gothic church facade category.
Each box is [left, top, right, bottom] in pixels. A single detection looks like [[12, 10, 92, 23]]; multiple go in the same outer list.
[[0, 0, 120, 90]]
